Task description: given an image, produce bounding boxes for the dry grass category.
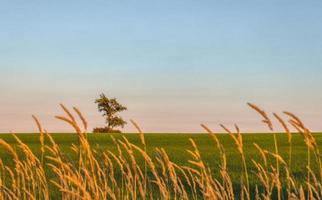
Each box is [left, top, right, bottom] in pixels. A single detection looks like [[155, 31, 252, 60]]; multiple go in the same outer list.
[[0, 103, 321, 199]]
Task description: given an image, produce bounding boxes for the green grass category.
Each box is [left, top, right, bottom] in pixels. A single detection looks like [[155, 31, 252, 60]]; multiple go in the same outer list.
[[0, 132, 320, 197]]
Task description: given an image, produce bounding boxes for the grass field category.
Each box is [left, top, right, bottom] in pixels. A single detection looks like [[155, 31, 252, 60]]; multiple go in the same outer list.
[[0, 132, 320, 178], [0, 132, 321, 199], [0, 104, 320, 199]]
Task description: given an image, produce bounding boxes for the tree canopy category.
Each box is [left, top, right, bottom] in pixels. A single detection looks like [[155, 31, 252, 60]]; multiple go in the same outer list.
[[94, 93, 127, 133]]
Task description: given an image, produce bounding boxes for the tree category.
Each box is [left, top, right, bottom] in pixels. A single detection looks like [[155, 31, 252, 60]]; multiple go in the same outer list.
[[94, 93, 127, 133]]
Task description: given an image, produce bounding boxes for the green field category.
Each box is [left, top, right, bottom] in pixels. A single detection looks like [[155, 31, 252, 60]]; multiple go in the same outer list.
[[0, 132, 320, 185]]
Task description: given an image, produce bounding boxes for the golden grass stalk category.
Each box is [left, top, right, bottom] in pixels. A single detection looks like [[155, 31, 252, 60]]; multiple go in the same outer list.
[[201, 124, 222, 152], [273, 113, 292, 169], [130, 119, 147, 198], [32, 115, 45, 166], [248, 103, 283, 200], [0, 139, 19, 167], [293, 116, 322, 182], [55, 116, 82, 135], [131, 143, 168, 199], [220, 124, 249, 193], [253, 143, 267, 169], [59, 103, 76, 124], [273, 133, 281, 200], [247, 103, 273, 131], [73, 107, 88, 131], [130, 120, 145, 146], [286, 112, 322, 192]]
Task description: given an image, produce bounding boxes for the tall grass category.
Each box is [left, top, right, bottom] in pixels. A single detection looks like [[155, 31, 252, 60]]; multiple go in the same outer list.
[[0, 103, 321, 199]]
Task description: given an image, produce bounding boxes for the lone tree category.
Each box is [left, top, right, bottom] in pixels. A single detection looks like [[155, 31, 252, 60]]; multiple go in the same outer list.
[[94, 93, 127, 133]]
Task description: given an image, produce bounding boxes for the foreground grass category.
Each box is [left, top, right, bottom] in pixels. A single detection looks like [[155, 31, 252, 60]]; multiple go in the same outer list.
[[0, 132, 320, 198], [0, 103, 320, 199]]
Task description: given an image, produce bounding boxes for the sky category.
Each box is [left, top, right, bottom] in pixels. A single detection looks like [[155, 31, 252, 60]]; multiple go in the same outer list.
[[1, 0, 322, 133]]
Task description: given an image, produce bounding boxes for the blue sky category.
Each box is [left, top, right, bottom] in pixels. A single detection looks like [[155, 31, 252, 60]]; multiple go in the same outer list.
[[1, 0, 322, 132]]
